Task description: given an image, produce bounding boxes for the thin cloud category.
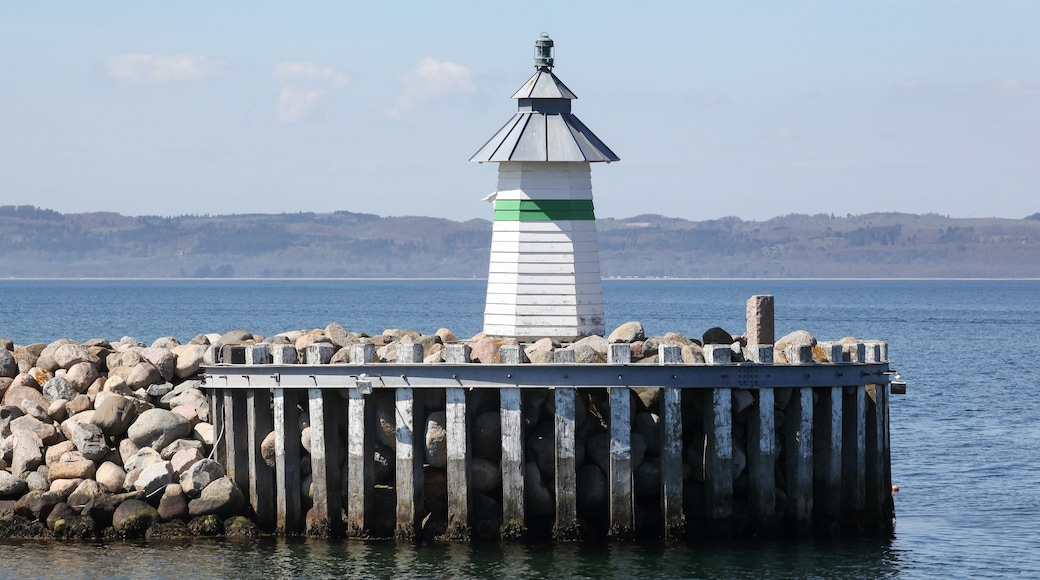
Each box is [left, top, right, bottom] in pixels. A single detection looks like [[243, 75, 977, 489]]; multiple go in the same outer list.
[[277, 87, 328, 123], [985, 77, 1040, 99], [389, 57, 474, 117], [106, 54, 227, 84], [272, 61, 348, 123], [273, 62, 348, 87]]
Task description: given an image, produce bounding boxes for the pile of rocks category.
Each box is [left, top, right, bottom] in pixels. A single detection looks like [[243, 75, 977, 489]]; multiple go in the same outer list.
[[0, 333, 255, 539]]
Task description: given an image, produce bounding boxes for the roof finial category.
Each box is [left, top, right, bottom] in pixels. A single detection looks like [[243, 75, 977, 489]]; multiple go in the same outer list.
[[534, 33, 554, 70]]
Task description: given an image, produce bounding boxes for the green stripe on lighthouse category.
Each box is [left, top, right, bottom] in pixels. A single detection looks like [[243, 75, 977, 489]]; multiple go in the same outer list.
[[493, 199, 596, 221]]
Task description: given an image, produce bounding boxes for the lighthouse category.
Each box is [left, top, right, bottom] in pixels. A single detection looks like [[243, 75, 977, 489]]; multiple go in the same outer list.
[[471, 34, 618, 340]]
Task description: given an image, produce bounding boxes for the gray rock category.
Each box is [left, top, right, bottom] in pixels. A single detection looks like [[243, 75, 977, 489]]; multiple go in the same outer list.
[[66, 394, 92, 416], [0, 405, 24, 438], [568, 335, 608, 363], [124, 446, 162, 474], [36, 339, 77, 372], [0, 469, 28, 498], [17, 399, 50, 423], [11, 430, 45, 477], [608, 321, 646, 343], [91, 395, 138, 438], [424, 411, 447, 468], [151, 337, 181, 350], [135, 460, 175, 498], [472, 411, 501, 461], [67, 478, 104, 508], [53, 343, 94, 370], [112, 498, 160, 538], [633, 412, 661, 452], [142, 348, 176, 382], [45, 440, 76, 466], [702, 327, 736, 346], [127, 408, 191, 450], [96, 461, 127, 493], [164, 387, 208, 416], [187, 475, 244, 518], [64, 362, 99, 393], [160, 438, 204, 461], [26, 470, 50, 492], [11, 414, 60, 445], [14, 489, 63, 520], [145, 382, 175, 398], [523, 337, 557, 364], [71, 421, 109, 461], [0, 350, 16, 378], [42, 376, 79, 404], [172, 344, 207, 379], [323, 322, 356, 350], [158, 484, 189, 521], [170, 447, 204, 476], [216, 330, 254, 346], [260, 431, 276, 468], [180, 458, 226, 498]]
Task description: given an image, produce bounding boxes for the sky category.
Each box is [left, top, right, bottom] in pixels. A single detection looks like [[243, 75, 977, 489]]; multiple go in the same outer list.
[[1, 1, 1037, 223]]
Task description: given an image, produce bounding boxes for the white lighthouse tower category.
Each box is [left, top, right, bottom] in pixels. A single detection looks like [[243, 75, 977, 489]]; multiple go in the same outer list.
[[471, 34, 618, 340]]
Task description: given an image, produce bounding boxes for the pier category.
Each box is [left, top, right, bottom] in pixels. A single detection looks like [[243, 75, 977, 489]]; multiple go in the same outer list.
[[203, 297, 896, 541]]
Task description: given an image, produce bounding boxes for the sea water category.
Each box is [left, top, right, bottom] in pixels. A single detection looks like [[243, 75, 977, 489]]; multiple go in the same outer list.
[[0, 279, 1038, 578]]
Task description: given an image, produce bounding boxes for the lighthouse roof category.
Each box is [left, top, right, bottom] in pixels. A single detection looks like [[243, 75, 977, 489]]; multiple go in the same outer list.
[[470, 35, 618, 164], [510, 69, 577, 100]]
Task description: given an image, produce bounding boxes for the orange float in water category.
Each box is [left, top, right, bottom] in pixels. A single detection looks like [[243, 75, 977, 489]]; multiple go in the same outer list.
[[892, 485, 900, 493]]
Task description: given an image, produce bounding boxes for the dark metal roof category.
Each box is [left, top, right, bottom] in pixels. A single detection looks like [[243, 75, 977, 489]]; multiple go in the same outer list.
[[470, 37, 618, 163]]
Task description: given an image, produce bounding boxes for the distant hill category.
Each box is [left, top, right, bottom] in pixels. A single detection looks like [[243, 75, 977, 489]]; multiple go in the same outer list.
[[1, 205, 1038, 278]]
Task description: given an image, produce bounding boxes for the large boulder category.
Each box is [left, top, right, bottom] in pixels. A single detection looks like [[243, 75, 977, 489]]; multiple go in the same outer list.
[[134, 461, 175, 498], [42, 376, 79, 404], [96, 461, 127, 493], [2, 384, 49, 411], [0, 469, 29, 498], [14, 489, 64, 520], [180, 458, 225, 498], [91, 396, 138, 439], [141, 348, 176, 382], [70, 421, 109, 462], [608, 321, 646, 343], [36, 339, 78, 372], [170, 345, 207, 379], [112, 499, 160, 538], [127, 409, 191, 450], [186, 476, 244, 518], [424, 411, 447, 468], [52, 343, 94, 371], [11, 415, 60, 446], [64, 362, 99, 393], [0, 350, 16, 378], [48, 460, 96, 482]]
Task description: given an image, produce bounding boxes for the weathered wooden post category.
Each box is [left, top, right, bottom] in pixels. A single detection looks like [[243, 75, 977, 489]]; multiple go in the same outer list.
[[814, 343, 844, 534], [703, 343, 733, 535], [552, 348, 579, 541], [658, 345, 685, 540], [444, 343, 472, 540], [244, 344, 275, 532], [395, 343, 425, 541], [471, 33, 618, 340], [842, 342, 867, 529], [274, 386, 302, 534], [498, 344, 526, 539], [346, 343, 375, 537], [784, 345, 814, 534], [607, 343, 634, 539]]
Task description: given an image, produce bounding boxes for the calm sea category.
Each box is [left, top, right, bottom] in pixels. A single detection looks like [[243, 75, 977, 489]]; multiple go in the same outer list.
[[1, 279, 1038, 579]]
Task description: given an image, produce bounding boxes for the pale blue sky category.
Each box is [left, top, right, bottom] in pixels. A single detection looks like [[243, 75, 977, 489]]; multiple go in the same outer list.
[[1, 1, 1037, 222]]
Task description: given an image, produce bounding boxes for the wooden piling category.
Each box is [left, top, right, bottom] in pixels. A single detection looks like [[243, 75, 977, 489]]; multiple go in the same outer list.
[[703, 344, 733, 534], [346, 343, 375, 538], [498, 345, 525, 539], [308, 386, 343, 536], [784, 342, 814, 535], [814, 344, 843, 533], [274, 387, 302, 534], [444, 343, 471, 540], [864, 342, 888, 530], [552, 349, 579, 541], [842, 342, 867, 529], [606, 344, 633, 540], [244, 345, 274, 532], [395, 343, 425, 541], [658, 345, 685, 541], [223, 390, 249, 494]]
